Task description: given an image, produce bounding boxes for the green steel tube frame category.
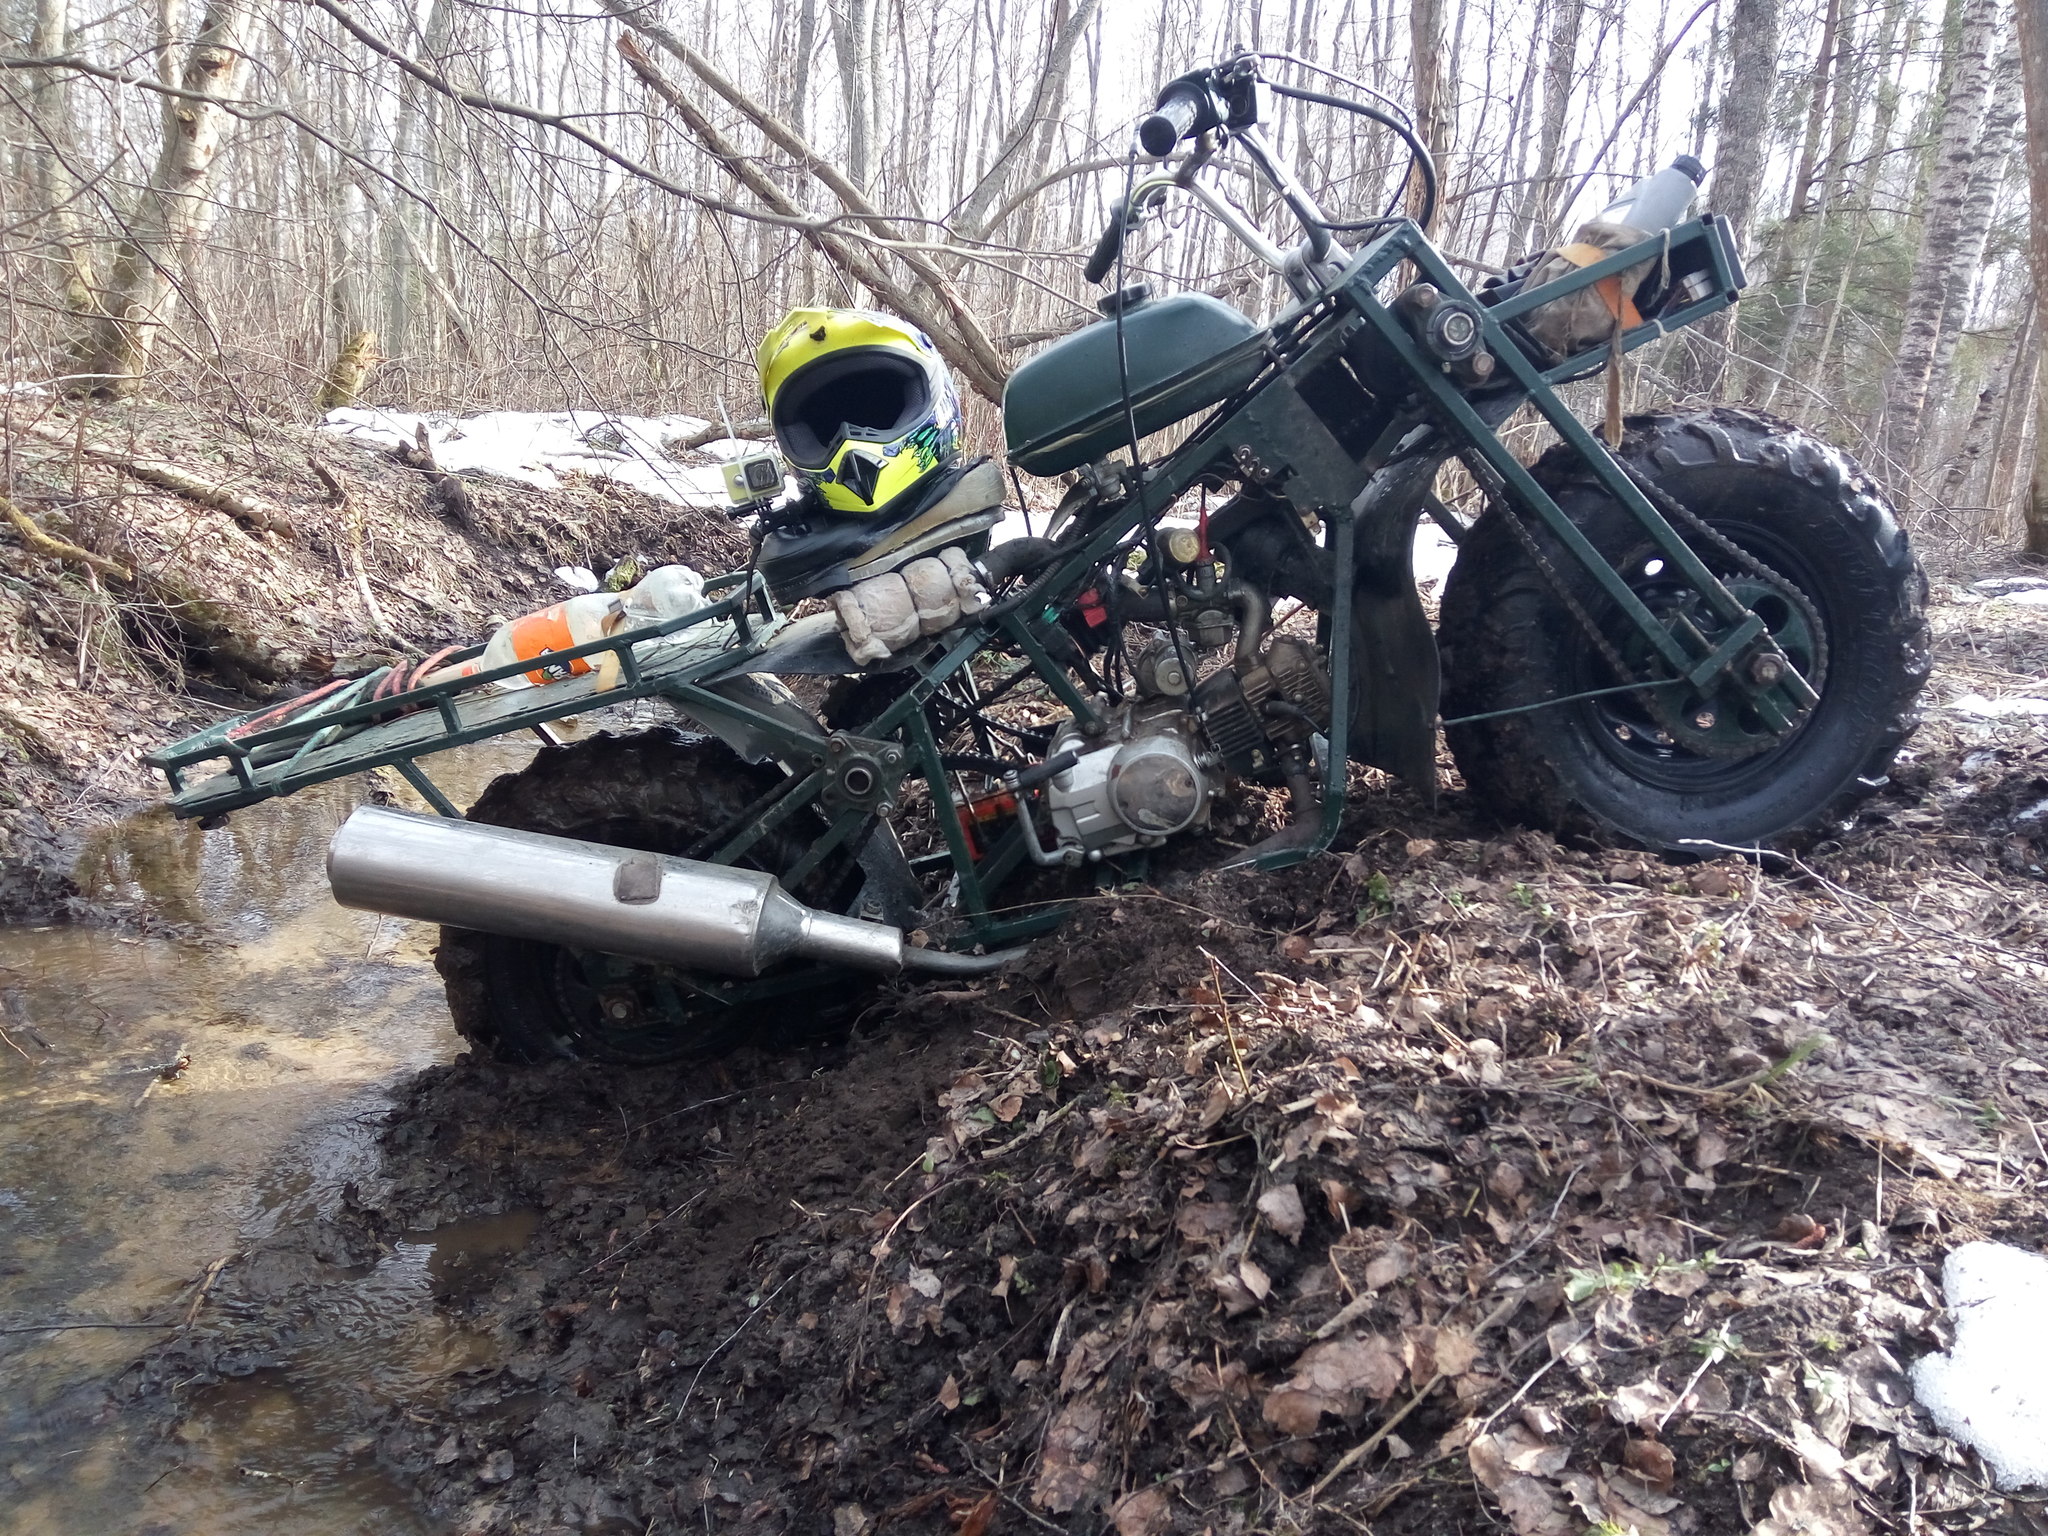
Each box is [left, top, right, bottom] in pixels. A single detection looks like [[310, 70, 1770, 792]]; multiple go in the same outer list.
[[147, 214, 1801, 956]]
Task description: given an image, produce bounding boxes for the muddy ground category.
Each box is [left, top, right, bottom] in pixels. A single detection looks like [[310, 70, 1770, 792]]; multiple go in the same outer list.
[[107, 574, 2048, 1535], [0, 398, 745, 921], [7, 399, 2047, 1532]]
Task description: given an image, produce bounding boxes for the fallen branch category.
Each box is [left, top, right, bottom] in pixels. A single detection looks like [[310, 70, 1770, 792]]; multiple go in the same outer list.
[[1306, 1291, 1524, 1502], [667, 418, 769, 452], [395, 424, 479, 534], [310, 461, 400, 642], [0, 491, 131, 580], [17, 420, 294, 538]]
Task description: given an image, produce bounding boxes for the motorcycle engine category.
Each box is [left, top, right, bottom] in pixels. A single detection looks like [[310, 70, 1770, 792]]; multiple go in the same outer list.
[[1192, 634, 1333, 780], [1045, 697, 1213, 860], [1039, 634, 1334, 861]]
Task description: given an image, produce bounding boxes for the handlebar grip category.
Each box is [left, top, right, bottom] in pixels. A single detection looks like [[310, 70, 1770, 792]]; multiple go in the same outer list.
[[1083, 214, 1126, 285], [1138, 85, 1202, 157]]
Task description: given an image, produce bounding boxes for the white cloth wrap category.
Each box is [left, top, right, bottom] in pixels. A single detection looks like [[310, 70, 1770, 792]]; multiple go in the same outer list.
[[830, 545, 990, 664]]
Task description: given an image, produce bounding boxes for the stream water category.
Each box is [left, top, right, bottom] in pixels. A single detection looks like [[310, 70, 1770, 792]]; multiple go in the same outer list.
[[0, 742, 540, 1535]]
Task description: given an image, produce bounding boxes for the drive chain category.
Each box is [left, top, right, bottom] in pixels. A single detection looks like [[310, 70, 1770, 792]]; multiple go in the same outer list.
[[1466, 447, 1827, 759]]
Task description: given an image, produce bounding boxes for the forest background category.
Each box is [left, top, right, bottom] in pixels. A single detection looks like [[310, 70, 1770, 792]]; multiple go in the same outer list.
[[2, 0, 2047, 556]]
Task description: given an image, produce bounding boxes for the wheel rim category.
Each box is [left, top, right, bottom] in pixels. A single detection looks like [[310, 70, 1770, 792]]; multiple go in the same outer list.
[[1574, 521, 1830, 794], [542, 948, 746, 1064]]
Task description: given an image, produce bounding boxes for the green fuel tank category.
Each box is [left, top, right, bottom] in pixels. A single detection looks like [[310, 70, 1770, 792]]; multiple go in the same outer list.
[[1002, 287, 1265, 477]]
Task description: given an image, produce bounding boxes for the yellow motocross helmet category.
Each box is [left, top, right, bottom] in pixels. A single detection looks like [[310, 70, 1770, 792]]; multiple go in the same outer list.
[[758, 308, 962, 517]]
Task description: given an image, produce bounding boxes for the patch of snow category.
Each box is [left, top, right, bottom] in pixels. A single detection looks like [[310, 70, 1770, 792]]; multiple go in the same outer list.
[[2016, 796, 2048, 824], [1911, 1242, 2048, 1489], [1969, 575, 2048, 595], [320, 407, 737, 508], [2004, 587, 2048, 607], [1413, 521, 1459, 590], [1950, 693, 2048, 719]]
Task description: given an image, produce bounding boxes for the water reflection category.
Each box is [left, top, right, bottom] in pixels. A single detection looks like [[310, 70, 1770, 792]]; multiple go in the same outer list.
[[0, 742, 535, 1536]]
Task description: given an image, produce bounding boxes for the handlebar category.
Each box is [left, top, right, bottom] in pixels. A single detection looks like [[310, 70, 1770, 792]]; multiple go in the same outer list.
[[1138, 83, 1205, 158], [1082, 55, 1440, 292], [1083, 214, 1127, 285]]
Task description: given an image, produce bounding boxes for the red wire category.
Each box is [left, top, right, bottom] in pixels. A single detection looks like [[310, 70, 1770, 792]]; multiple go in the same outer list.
[[226, 677, 349, 738]]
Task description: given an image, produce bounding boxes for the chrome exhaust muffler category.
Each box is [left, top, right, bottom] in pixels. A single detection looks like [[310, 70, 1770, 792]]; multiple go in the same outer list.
[[328, 805, 1011, 978]]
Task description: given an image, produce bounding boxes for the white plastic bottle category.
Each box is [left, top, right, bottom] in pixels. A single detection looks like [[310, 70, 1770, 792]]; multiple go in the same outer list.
[[473, 590, 625, 688], [618, 564, 706, 626], [1591, 155, 1706, 238]]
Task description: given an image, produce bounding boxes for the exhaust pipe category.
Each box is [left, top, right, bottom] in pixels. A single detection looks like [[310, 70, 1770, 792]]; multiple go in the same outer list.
[[328, 805, 1018, 978]]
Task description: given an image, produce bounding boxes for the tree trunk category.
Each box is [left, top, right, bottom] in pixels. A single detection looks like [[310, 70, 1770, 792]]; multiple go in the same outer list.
[[1507, 0, 1583, 253], [73, 0, 271, 396], [1919, 42, 2024, 475], [1693, 0, 1780, 393], [26, 0, 99, 316], [1877, 0, 2001, 496], [2018, 0, 2048, 555], [831, 0, 874, 193], [786, 0, 819, 141], [1407, 0, 1450, 222], [1937, 298, 2031, 514], [950, 0, 1102, 244], [1788, 0, 1841, 220]]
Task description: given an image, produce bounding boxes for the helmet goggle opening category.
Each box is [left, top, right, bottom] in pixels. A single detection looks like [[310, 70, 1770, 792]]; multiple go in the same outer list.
[[770, 348, 932, 471]]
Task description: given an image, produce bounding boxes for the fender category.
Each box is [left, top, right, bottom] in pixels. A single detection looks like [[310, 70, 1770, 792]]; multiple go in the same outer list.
[[1345, 453, 1444, 799]]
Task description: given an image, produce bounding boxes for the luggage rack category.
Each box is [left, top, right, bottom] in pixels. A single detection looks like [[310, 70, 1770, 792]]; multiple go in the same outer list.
[[147, 571, 784, 822]]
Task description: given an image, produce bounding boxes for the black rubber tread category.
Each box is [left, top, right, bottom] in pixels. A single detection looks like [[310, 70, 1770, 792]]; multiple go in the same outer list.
[[434, 728, 865, 1065], [1437, 407, 1930, 851]]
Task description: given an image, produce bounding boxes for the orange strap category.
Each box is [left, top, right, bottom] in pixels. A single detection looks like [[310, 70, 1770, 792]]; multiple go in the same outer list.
[[1555, 241, 1643, 330]]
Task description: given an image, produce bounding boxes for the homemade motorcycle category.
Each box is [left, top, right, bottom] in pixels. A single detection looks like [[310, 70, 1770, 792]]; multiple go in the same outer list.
[[150, 54, 1928, 1064]]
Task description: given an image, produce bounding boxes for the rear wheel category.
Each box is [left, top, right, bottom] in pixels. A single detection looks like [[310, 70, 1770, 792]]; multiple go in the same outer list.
[[434, 728, 867, 1065], [1437, 409, 1929, 851]]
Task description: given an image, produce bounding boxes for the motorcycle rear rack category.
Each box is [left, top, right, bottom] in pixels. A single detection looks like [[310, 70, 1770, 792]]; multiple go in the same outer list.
[[147, 570, 784, 821]]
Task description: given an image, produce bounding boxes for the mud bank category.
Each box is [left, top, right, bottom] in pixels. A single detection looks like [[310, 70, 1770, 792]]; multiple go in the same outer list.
[[114, 575, 2048, 1534], [0, 400, 747, 923]]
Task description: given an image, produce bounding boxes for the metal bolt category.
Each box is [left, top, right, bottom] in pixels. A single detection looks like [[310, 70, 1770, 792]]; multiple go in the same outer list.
[[1749, 654, 1785, 686], [1693, 710, 1717, 731]]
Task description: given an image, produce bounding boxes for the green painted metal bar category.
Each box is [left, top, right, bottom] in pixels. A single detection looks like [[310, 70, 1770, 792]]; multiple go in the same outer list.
[[710, 767, 826, 865], [1685, 613, 1765, 690], [780, 808, 868, 889], [904, 708, 988, 918], [394, 757, 462, 819], [660, 681, 831, 766], [1252, 500, 1354, 871], [999, 615, 1101, 733], [1342, 231, 1791, 710]]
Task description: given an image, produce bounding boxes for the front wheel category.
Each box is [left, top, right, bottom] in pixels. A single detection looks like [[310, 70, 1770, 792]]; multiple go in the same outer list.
[[1437, 409, 1929, 851]]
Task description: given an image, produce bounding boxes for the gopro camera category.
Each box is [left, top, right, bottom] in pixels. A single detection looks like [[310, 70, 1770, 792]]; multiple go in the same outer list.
[[721, 450, 784, 508]]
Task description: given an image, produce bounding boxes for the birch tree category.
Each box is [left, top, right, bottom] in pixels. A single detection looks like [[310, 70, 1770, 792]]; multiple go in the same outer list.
[[2018, 0, 2048, 554], [72, 0, 272, 394], [1877, 0, 2003, 496]]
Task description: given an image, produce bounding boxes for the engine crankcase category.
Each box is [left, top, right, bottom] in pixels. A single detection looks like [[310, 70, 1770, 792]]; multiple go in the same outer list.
[[1045, 699, 1217, 859]]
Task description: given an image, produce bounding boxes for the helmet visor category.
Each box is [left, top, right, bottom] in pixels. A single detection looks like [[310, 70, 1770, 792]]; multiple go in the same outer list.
[[770, 348, 932, 470]]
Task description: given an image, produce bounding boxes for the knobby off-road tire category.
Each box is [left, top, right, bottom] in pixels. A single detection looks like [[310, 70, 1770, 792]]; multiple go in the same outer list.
[[434, 728, 866, 1065], [1437, 409, 1929, 851]]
